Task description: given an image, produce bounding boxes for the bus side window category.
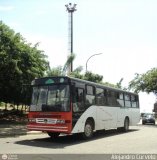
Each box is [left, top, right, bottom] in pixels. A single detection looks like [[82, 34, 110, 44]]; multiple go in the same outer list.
[[77, 88, 84, 103], [135, 96, 139, 108], [96, 88, 107, 106], [73, 88, 85, 112], [107, 90, 118, 106], [117, 92, 125, 107], [131, 95, 139, 108], [124, 94, 131, 107], [85, 85, 95, 108]]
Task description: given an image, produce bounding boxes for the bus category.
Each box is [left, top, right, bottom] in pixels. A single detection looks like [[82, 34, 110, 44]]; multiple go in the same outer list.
[[27, 76, 140, 139]]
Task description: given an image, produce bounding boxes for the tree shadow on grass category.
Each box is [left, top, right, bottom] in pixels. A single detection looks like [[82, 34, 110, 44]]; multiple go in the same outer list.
[[0, 125, 27, 138], [0, 119, 27, 138]]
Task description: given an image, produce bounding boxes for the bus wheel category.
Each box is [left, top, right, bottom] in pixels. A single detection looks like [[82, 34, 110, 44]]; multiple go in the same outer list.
[[82, 120, 94, 139], [117, 118, 129, 132], [47, 132, 60, 138], [123, 118, 129, 132]]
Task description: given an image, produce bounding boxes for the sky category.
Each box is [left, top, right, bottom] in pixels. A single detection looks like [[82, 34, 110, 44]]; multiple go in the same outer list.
[[0, 0, 157, 112]]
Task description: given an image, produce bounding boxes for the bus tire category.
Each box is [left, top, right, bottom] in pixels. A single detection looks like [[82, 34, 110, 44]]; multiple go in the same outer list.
[[117, 117, 129, 132], [82, 120, 94, 139], [47, 132, 60, 138], [123, 117, 129, 132]]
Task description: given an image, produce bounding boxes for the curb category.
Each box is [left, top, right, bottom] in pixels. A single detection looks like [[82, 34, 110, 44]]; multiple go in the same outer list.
[[27, 131, 44, 135]]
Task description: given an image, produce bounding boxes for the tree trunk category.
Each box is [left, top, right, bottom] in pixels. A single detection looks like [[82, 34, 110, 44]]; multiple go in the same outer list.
[[17, 104, 19, 110], [21, 104, 24, 111], [5, 103, 7, 110]]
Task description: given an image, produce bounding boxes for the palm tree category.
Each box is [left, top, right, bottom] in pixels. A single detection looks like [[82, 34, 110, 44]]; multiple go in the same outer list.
[[63, 53, 76, 75], [47, 53, 83, 77]]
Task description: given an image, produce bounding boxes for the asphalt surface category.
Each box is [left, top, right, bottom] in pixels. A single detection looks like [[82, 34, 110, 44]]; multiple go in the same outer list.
[[0, 125, 157, 154], [0, 119, 154, 137]]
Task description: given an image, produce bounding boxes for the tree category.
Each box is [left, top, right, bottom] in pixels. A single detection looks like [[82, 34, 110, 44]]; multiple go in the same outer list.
[[70, 66, 84, 79], [47, 66, 63, 76], [84, 71, 103, 83], [63, 53, 76, 75], [0, 21, 49, 106], [116, 78, 124, 89], [47, 53, 121, 87], [47, 53, 84, 78], [129, 68, 157, 95], [102, 82, 118, 88]]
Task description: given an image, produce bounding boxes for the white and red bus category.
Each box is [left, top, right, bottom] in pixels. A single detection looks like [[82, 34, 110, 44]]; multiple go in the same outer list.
[[27, 76, 140, 139]]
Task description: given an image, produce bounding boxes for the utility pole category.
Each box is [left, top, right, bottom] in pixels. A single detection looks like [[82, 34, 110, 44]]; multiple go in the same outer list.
[[65, 3, 77, 73]]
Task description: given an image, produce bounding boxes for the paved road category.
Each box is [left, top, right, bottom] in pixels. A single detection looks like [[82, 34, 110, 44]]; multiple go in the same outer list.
[[0, 124, 157, 155]]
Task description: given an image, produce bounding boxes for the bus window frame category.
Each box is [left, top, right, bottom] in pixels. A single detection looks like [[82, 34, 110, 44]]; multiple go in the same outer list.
[[85, 85, 96, 108], [96, 87, 107, 106], [73, 87, 85, 113]]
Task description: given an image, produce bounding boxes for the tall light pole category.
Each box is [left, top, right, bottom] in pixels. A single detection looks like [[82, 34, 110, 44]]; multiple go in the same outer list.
[[86, 53, 103, 72], [65, 3, 77, 73]]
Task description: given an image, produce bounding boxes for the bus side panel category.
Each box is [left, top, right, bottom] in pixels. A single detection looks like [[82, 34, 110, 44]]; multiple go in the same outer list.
[[130, 108, 140, 125], [72, 105, 121, 134], [71, 106, 97, 134], [96, 106, 118, 130], [117, 107, 130, 127], [117, 108, 140, 127], [71, 106, 140, 134]]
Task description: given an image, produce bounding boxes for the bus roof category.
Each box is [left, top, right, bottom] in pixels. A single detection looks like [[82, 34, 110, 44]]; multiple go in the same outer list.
[[69, 76, 138, 95], [32, 76, 138, 96]]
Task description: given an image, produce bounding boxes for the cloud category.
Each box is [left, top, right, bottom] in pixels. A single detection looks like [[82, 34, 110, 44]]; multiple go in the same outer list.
[[0, 6, 14, 11]]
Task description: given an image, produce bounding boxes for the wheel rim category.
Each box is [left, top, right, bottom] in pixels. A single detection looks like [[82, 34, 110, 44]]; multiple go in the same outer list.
[[84, 123, 92, 137]]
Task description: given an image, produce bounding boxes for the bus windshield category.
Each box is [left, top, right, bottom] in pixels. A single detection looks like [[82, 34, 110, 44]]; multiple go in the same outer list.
[[30, 85, 70, 112]]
